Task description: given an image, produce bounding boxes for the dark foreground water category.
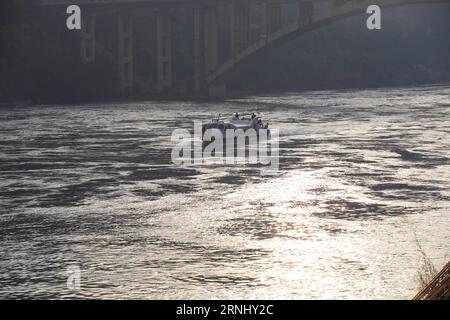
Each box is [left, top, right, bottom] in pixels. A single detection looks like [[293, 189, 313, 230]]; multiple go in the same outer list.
[[0, 85, 449, 299]]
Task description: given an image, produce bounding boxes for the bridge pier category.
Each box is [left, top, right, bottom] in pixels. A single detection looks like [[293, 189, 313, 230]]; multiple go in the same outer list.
[[156, 10, 173, 93], [299, 1, 314, 27], [260, 3, 268, 43], [118, 14, 134, 97], [204, 6, 219, 77], [235, 4, 251, 54], [229, 4, 236, 60], [268, 4, 282, 34], [193, 6, 204, 93], [81, 14, 95, 63]]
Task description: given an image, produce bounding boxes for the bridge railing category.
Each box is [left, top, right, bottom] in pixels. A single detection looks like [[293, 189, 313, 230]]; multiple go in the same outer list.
[[413, 261, 450, 300]]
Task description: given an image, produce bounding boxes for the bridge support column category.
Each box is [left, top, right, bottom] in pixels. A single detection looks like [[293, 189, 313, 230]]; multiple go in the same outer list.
[[235, 4, 250, 54], [118, 14, 134, 97], [268, 4, 282, 35], [193, 6, 204, 93], [298, 1, 314, 27], [260, 3, 268, 44], [81, 14, 95, 63], [156, 10, 173, 93], [229, 4, 236, 60], [204, 6, 219, 77]]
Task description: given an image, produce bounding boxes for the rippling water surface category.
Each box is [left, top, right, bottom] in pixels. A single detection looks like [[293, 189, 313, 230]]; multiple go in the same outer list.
[[0, 85, 449, 299]]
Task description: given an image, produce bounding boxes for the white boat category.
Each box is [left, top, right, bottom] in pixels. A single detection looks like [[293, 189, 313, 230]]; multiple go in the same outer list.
[[202, 113, 270, 140]]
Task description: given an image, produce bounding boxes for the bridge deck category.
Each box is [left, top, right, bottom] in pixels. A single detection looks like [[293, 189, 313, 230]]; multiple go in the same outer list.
[[38, 0, 199, 5], [38, 0, 333, 5]]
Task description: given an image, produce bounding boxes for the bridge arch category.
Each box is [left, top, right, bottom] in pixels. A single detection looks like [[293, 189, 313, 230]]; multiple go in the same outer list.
[[206, 0, 450, 96]]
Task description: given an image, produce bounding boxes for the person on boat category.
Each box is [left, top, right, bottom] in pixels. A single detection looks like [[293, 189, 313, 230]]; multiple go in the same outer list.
[[257, 118, 262, 127], [233, 112, 240, 120], [251, 113, 258, 129]]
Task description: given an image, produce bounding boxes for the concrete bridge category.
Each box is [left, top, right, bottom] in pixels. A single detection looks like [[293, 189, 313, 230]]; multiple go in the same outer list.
[[37, 0, 450, 97]]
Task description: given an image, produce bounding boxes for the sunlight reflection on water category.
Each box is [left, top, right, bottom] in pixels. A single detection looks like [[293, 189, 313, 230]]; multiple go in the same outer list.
[[0, 85, 449, 299]]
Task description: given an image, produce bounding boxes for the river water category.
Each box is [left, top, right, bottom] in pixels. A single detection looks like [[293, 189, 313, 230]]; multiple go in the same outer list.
[[0, 85, 449, 299]]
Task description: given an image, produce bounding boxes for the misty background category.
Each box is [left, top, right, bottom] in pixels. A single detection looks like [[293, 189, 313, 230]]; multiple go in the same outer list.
[[1, 1, 450, 103]]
